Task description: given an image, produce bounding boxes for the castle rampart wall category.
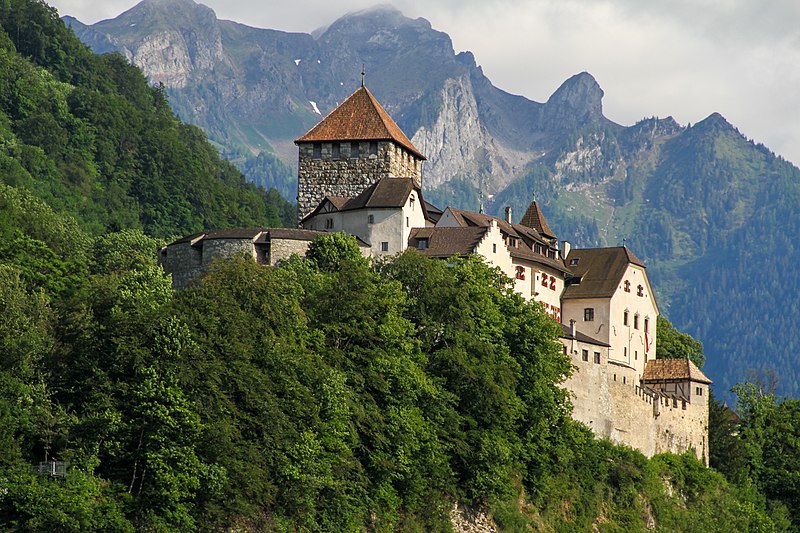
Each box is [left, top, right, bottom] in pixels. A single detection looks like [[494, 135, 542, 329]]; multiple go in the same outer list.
[[564, 349, 708, 463]]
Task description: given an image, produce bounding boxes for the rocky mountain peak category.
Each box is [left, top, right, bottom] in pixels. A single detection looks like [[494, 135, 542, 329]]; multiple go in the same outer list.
[[547, 72, 604, 114], [539, 72, 605, 132]]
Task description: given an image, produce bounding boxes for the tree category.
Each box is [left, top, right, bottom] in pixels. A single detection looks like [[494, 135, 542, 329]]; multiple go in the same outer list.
[[656, 316, 705, 367], [305, 232, 366, 272]]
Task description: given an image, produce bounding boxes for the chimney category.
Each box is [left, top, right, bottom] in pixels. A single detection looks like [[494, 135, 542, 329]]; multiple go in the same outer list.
[[505, 206, 513, 223], [562, 240, 571, 260]]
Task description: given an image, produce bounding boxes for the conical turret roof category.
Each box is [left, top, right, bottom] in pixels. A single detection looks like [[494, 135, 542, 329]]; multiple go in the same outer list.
[[519, 199, 556, 239], [295, 86, 425, 160]]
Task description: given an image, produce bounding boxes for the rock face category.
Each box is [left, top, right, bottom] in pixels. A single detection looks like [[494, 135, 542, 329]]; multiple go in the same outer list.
[[67, 0, 800, 403], [65, 0, 608, 203]]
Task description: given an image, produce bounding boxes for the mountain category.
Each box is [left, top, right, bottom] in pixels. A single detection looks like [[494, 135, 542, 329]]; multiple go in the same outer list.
[[65, 0, 800, 402], [0, 0, 293, 239]]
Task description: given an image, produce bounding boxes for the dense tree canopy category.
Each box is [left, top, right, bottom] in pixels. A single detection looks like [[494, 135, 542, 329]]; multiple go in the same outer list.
[[0, 0, 797, 530]]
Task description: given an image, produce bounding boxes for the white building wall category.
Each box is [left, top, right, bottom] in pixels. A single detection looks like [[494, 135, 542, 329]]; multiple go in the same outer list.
[[608, 264, 658, 375], [562, 297, 612, 346]]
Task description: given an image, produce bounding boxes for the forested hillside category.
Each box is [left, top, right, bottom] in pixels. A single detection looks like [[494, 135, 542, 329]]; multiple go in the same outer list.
[[1, 0, 800, 530], [0, 0, 293, 236], [64, 0, 800, 401]]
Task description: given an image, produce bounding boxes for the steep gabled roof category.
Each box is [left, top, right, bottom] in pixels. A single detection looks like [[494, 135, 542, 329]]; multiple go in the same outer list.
[[642, 358, 712, 384], [295, 86, 426, 160], [300, 178, 429, 223], [408, 226, 488, 258], [519, 200, 556, 240], [442, 208, 568, 272], [562, 246, 646, 299], [345, 177, 416, 210]]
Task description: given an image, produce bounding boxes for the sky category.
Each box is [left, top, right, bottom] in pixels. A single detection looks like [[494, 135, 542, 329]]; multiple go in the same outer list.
[[48, 0, 800, 166]]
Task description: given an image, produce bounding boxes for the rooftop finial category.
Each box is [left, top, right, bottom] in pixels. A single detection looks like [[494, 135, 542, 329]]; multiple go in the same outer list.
[[361, 64, 365, 87]]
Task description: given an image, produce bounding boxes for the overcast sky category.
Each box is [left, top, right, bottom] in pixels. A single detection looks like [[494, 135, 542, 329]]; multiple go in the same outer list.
[[49, 0, 800, 166]]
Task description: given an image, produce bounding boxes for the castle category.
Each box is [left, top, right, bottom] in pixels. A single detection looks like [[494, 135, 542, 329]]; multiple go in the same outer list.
[[160, 85, 711, 464]]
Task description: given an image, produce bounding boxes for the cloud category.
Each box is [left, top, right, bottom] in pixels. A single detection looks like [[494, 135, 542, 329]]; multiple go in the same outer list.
[[47, 0, 800, 165]]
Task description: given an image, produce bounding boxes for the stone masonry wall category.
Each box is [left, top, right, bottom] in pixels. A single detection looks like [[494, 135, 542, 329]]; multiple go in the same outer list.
[[268, 238, 314, 266], [564, 350, 708, 463], [160, 238, 254, 290], [297, 141, 423, 222]]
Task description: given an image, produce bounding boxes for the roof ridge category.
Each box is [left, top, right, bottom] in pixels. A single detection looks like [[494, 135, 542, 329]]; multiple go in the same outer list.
[[295, 86, 425, 160]]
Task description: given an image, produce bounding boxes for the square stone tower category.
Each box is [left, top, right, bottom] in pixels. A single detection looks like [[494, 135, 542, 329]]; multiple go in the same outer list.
[[294, 85, 426, 223]]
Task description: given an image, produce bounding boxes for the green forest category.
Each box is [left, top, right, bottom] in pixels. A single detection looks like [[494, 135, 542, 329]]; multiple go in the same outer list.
[[2, 0, 800, 530]]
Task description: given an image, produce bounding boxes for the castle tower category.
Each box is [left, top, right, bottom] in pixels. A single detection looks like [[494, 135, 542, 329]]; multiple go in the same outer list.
[[294, 86, 426, 223]]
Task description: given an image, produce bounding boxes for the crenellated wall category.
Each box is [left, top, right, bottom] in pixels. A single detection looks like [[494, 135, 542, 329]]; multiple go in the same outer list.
[[563, 347, 709, 464]]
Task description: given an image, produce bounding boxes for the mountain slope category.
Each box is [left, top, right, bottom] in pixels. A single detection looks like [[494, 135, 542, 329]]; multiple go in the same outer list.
[[64, 0, 800, 401], [0, 0, 293, 237]]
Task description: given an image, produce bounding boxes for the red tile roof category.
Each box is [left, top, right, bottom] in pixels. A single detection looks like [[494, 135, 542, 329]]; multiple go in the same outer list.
[[295, 86, 425, 160], [642, 358, 712, 384]]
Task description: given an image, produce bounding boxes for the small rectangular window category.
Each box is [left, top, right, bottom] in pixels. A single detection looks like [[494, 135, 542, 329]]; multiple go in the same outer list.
[[381, 241, 389, 252], [584, 308, 594, 321], [644, 318, 649, 334], [369, 141, 378, 155], [332, 143, 340, 160], [634, 314, 639, 330], [582, 349, 588, 362], [368, 214, 374, 224], [493, 243, 497, 253], [406, 216, 409, 228], [623, 310, 629, 326], [350, 142, 359, 158], [325, 218, 333, 229], [313, 143, 321, 159], [593, 352, 600, 364], [635, 350, 638, 360]]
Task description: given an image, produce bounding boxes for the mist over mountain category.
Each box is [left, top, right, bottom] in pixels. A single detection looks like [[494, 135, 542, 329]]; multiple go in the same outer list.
[[66, 0, 800, 401]]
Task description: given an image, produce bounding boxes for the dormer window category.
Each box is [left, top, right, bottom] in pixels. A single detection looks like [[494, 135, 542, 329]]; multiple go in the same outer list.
[[570, 258, 579, 266], [417, 238, 428, 250]]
